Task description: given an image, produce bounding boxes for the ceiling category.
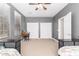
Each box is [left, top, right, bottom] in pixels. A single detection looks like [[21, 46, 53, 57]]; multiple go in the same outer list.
[[11, 3, 68, 17]]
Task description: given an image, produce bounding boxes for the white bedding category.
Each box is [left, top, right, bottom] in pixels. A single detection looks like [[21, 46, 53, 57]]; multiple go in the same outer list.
[[58, 46, 79, 56], [0, 48, 21, 56]]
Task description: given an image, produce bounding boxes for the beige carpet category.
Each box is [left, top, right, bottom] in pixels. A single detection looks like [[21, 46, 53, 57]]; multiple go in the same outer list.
[[21, 38, 58, 56]]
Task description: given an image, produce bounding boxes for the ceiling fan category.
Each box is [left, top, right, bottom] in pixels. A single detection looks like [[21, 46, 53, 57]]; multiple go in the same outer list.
[[29, 3, 51, 10]]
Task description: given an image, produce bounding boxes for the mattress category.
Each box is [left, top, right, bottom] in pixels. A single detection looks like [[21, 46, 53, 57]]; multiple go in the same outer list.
[[0, 48, 21, 56], [58, 46, 79, 56]]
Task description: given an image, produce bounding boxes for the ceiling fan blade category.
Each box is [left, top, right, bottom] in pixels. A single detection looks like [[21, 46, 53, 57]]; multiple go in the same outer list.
[[43, 6, 47, 10], [29, 3, 39, 5], [44, 3, 51, 4], [29, 3, 51, 5], [35, 7, 38, 10]]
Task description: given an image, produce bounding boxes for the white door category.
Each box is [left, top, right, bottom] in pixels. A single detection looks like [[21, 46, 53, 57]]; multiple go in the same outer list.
[[27, 23, 39, 38], [40, 23, 52, 38], [64, 12, 72, 41], [58, 18, 64, 40]]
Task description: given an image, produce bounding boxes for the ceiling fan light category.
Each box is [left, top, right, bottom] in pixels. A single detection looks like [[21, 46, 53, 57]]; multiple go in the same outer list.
[[39, 4, 43, 9], [35, 7, 38, 10], [43, 6, 47, 10]]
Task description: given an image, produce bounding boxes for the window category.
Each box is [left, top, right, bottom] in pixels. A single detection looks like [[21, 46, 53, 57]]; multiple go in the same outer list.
[[0, 4, 10, 38], [0, 16, 9, 38], [27, 22, 52, 38], [27, 23, 39, 38], [40, 23, 52, 38]]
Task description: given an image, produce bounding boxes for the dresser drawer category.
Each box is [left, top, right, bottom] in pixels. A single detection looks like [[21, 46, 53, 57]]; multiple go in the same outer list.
[[5, 43, 15, 48]]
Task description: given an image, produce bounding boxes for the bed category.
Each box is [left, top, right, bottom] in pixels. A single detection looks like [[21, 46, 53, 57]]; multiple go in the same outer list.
[[0, 47, 21, 56], [58, 46, 79, 56]]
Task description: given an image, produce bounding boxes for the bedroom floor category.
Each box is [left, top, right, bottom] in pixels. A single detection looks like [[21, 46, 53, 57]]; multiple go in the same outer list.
[[21, 39, 58, 56]]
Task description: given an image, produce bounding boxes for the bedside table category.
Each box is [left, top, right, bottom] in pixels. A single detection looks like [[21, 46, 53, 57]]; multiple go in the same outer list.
[[72, 39, 79, 45], [58, 39, 78, 48]]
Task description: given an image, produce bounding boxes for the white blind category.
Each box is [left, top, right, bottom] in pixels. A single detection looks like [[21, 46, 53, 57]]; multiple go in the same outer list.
[[27, 23, 39, 38], [40, 23, 52, 38]]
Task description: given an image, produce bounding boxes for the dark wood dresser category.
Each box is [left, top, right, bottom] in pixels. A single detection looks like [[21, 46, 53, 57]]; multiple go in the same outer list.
[[0, 38, 22, 53]]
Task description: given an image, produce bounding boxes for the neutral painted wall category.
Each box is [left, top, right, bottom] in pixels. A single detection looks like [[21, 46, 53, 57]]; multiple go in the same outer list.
[[53, 3, 79, 39], [9, 7, 15, 39], [8, 3, 26, 39], [21, 15, 26, 32], [26, 17, 54, 37], [26, 17, 53, 22], [0, 3, 26, 47]]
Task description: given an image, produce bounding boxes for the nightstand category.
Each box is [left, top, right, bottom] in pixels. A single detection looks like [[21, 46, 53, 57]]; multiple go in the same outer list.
[[72, 39, 79, 45], [58, 39, 78, 48]]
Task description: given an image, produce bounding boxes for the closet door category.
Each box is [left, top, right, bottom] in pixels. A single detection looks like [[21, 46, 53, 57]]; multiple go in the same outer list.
[[40, 23, 52, 38], [58, 18, 64, 40], [64, 12, 72, 41], [27, 23, 39, 38]]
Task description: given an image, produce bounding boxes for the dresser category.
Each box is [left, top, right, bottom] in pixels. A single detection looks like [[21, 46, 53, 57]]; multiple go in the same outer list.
[[0, 38, 22, 53]]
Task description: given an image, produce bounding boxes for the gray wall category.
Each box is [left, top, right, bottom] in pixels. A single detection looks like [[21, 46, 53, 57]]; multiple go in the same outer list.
[[21, 15, 26, 32], [8, 3, 26, 39], [26, 17, 53, 22], [26, 17, 54, 37], [0, 3, 26, 47], [53, 3, 79, 39]]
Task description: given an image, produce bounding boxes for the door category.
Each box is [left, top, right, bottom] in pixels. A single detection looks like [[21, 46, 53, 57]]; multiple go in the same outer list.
[[40, 23, 52, 38], [64, 12, 72, 41], [27, 23, 39, 38], [58, 12, 72, 41], [58, 18, 64, 40]]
